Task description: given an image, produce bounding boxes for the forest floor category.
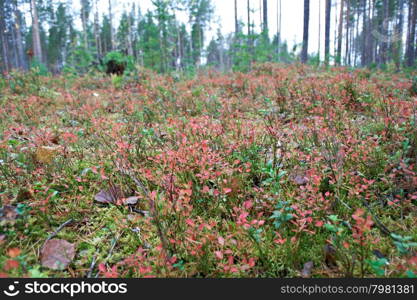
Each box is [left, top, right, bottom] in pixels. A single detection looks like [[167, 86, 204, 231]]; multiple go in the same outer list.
[[0, 64, 417, 278]]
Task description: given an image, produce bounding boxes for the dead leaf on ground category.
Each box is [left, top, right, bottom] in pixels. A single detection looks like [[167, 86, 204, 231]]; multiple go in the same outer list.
[[124, 196, 139, 205], [41, 239, 75, 270], [293, 175, 309, 186], [0, 205, 18, 221], [94, 184, 124, 204], [35, 146, 60, 164]]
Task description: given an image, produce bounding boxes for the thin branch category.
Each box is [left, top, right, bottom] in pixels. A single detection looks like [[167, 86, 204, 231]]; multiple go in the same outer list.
[[43, 218, 74, 247]]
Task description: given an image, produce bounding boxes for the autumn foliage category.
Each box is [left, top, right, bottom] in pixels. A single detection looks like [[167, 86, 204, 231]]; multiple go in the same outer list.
[[0, 64, 417, 278]]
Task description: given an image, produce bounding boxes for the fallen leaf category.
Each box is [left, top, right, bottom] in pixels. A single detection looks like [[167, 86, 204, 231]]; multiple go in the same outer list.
[[124, 196, 139, 205], [94, 185, 124, 204], [0, 205, 18, 221], [7, 248, 21, 258], [293, 175, 309, 186], [41, 239, 75, 270], [35, 146, 60, 164], [301, 261, 314, 278]]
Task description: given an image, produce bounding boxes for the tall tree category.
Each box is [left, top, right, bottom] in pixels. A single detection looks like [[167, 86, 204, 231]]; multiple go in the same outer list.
[[108, 0, 115, 50], [185, 0, 213, 66], [30, 0, 42, 63], [234, 0, 238, 34], [336, 0, 344, 65], [263, 0, 268, 33], [393, 0, 404, 70], [406, 0, 416, 67], [276, 0, 281, 55], [0, 0, 9, 72], [301, 0, 310, 63], [13, 0, 26, 70], [80, 0, 90, 50], [247, 0, 251, 38], [93, 0, 101, 59], [325, 0, 331, 65]]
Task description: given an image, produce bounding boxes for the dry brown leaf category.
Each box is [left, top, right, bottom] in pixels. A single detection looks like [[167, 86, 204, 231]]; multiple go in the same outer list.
[[94, 185, 124, 204], [35, 146, 59, 164], [0, 205, 18, 221], [41, 239, 75, 270], [293, 175, 309, 186]]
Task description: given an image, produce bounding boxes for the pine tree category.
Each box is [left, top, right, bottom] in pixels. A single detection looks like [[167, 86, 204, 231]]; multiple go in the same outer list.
[[301, 0, 310, 63]]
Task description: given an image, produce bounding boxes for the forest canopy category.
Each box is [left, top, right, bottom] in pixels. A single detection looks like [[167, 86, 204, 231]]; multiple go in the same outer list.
[[0, 0, 416, 74]]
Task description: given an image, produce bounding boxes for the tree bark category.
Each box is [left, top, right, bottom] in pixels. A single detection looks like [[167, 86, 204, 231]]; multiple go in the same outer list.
[[234, 0, 238, 34], [30, 0, 42, 63], [406, 0, 416, 67], [263, 0, 268, 33], [81, 0, 89, 50], [324, 0, 331, 65], [337, 0, 344, 65], [13, 0, 26, 70], [94, 0, 101, 60], [0, 0, 9, 72], [301, 0, 310, 63], [345, 1, 350, 65], [109, 0, 115, 51]]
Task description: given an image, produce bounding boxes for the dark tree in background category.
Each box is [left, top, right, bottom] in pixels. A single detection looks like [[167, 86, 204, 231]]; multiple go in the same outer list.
[[301, 0, 310, 63], [325, 0, 331, 66]]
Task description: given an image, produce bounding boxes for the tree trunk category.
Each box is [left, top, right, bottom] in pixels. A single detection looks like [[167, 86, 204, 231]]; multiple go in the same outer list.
[[247, 0, 251, 38], [263, 0, 268, 33], [30, 0, 42, 63], [380, 0, 389, 65], [81, 0, 88, 50], [234, 0, 238, 34], [0, 0, 9, 72], [394, 0, 404, 70], [109, 0, 115, 51], [337, 0, 344, 65], [361, 0, 367, 66], [277, 0, 281, 55], [301, 0, 310, 63], [354, 3, 359, 66], [13, 0, 26, 70], [325, 0, 331, 65], [406, 0, 416, 67], [94, 0, 101, 60], [127, 9, 134, 57], [345, 1, 350, 65]]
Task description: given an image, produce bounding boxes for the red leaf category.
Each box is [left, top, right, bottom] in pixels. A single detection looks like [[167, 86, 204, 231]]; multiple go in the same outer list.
[[7, 248, 21, 258]]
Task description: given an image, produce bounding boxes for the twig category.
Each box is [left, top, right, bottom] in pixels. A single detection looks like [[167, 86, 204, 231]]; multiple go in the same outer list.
[[130, 207, 149, 217], [115, 160, 170, 257], [43, 218, 74, 247], [95, 234, 121, 278], [87, 255, 97, 278], [363, 201, 392, 236]]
